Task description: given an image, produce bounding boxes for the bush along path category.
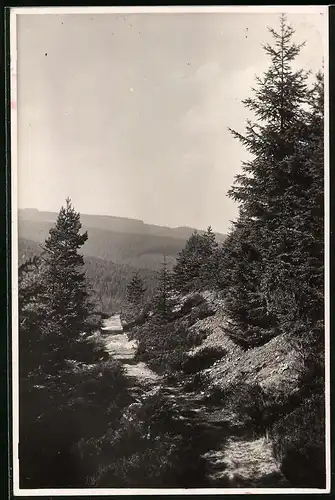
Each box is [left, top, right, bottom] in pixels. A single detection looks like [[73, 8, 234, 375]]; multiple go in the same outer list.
[[99, 315, 291, 488]]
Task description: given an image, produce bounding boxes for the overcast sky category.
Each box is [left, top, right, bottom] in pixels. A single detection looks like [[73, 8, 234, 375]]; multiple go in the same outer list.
[[15, 9, 326, 233]]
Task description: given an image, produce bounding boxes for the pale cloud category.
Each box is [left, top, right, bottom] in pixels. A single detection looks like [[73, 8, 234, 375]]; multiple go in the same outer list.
[[194, 61, 222, 82]]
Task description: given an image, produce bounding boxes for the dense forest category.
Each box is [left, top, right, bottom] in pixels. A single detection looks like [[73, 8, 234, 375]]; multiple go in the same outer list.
[[19, 238, 158, 313], [18, 16, 325, 490]]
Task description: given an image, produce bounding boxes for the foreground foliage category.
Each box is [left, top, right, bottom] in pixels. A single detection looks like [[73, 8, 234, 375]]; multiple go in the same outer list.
[[79, 390, 209, 488]]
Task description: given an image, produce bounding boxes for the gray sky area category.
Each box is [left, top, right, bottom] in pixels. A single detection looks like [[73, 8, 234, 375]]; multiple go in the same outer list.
[[16, 10, 326, 233]]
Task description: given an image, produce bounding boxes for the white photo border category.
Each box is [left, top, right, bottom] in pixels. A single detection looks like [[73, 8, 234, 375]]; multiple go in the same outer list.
[[10, 5, 331, 496]]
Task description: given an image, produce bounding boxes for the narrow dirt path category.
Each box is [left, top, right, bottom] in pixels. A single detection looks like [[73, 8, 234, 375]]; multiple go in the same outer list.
[[161, 388, 289, 487], [102, 316, 160, 383], [101, 315, 289, 488]]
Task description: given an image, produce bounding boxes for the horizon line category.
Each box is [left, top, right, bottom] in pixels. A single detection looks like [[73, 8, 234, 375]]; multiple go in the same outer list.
[[18, 206, 227, 235]]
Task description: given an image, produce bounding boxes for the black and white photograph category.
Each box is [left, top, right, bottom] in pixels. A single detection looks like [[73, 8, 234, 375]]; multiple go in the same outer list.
[[11, 6, 329, 495]]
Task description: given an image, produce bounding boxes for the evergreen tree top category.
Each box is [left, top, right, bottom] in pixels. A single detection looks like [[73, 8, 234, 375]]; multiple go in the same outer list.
[[227, 15, 320, 220], [229, 15, 310, 153], [44, 198, 88, 255], [126, 271, 146, 306]]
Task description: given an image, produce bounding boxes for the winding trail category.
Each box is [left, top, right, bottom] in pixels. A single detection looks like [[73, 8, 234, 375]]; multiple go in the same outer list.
[[102, 315, 160, 382], [101, 315, 288, 488]]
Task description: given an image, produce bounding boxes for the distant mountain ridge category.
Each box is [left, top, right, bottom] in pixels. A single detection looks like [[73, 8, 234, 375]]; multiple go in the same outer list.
[[19, 208, 226, 242]]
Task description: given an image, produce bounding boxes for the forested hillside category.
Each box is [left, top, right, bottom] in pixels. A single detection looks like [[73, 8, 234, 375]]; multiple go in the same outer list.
[[19, 238, 158, 313], [19, 220, 185, 270], [18, 212, 226, 271]]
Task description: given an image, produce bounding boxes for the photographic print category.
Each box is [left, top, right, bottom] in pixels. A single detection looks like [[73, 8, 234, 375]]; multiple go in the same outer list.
[[10, 6, 329, 495]]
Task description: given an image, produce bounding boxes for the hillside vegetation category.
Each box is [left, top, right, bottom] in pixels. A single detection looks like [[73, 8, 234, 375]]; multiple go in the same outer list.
[[127, 286, 324, 487]]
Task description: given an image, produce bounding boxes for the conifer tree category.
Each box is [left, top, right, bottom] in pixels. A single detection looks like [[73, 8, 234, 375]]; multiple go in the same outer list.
[[229, 15, 310, 217], [153, 256, 175, 319], [222, 15, 323, 347], [259, 70, 325, 367], [219, 221, 276, 346], [201, 226, 219, 289], [173, 227, 219, 293], [126, 271, 146, 308], [19, 255, 46, 380], [41, 198, 100, 367], [173, 231, 204, 293]]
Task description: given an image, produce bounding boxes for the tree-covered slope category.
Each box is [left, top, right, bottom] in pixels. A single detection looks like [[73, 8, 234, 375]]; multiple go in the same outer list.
[[19, 237, 157, 314], [18, 219, 186, 270]]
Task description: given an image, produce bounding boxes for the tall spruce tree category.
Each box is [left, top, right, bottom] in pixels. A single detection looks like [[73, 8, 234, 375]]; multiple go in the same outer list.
[[259, 71, 324, 334], [126, 271, 146, 308], [222, 15, 323, 347], [201, 226, 220, 289], [229, 15, 310, 223], [173, 227, 219, 293], [153, 256, 175, 319], [41, 198, 100, 367], [173, 231, 203, 293]]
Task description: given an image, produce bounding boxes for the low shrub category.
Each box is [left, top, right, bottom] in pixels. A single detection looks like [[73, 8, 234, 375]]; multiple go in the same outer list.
[[134, 320, 205, 373], [89, 435, 181, 487], [198, 303, 216, 320], [86, 428, 209, 488], [183, 372, 208, 392], [185, 328, 209, 348], [225, 382, 303, 436], [182, 346, 227, 374], [205, 386, 226, 406], [271, 393, 326, 488], [181, 294, 205, 314]]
